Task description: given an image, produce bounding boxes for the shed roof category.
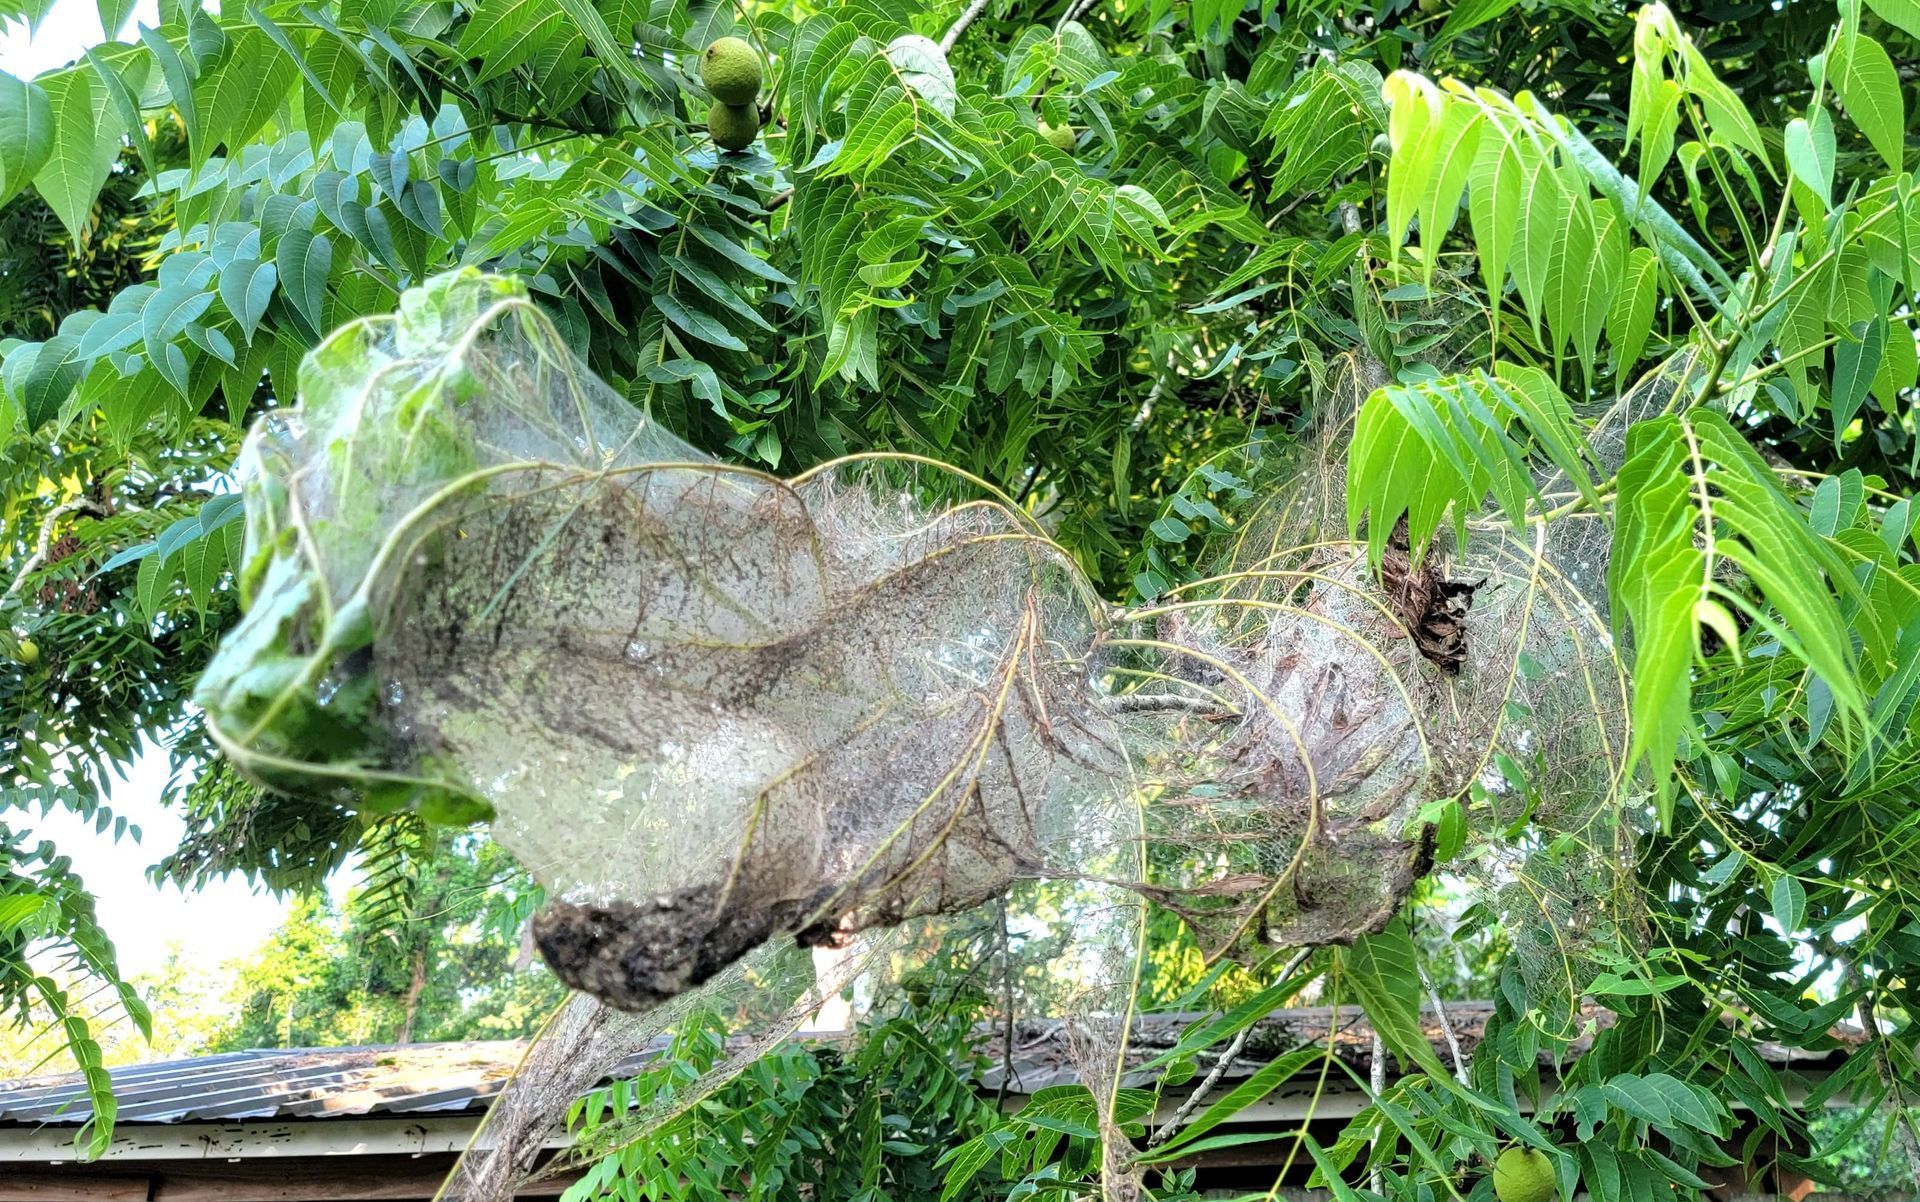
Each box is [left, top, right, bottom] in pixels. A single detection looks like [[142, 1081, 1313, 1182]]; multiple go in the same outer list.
[[0, 1002, 1858, 1128]]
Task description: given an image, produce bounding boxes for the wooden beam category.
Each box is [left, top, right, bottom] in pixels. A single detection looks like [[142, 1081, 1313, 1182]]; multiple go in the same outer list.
[[0, 1153, 580, 1201], [0, 1117, 545, 1164]]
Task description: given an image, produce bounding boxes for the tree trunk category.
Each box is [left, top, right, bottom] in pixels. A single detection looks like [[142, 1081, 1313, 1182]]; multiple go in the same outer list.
[[398, 939, 429, 1044]]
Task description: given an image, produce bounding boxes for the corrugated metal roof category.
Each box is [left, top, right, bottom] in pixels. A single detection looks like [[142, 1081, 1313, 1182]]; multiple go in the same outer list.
[[0, 1003, 1857, 1128], [0, 1042, 542, 1125]]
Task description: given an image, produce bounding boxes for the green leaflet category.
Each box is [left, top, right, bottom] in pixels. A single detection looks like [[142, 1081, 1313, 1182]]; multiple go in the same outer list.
[[457, 0, 567, 82], [1833, 26, 1905, 172], [190, 27, 300, 168], [1610, 413, 1870, 823], [1832, 315, 1886, 445], [1866, 0, 1920, 37], [1335, 919, 1452, 1082], [32, 67, 124, 241], [1347, 362, 1591, 567], [0, 70, 54, 209], [220, 258, 278, 344], [1609, 416, 1701, 823], [1784, 109, 1837, 207], [1610, 247, 1660, 374]]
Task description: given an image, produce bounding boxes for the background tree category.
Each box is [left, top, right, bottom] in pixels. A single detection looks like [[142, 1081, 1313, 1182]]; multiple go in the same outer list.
[[210, 833, 560, 1049]]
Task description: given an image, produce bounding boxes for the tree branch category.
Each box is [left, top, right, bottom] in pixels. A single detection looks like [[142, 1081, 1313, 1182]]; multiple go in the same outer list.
[[1417, 958, 1469, 1084], [1368, 1026, 1386, 1195], [1056, 0, 1099, 31], [5, 498, 108, 604], [940, 0, 991, 52], [1104, 691, 1233, 717], [1146, 946, 1312, 1147]]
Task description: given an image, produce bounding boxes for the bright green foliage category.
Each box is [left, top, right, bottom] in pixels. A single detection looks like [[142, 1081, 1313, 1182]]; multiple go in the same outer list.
[[1347, 362, 1592, 565], [5, 0, 1920, 1194], [1609, 410, 1871, 820], [210, 832, 560, 1048]]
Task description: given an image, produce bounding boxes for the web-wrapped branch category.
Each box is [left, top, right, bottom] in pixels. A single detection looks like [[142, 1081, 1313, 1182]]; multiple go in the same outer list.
[[199, 272, 1642, 1039]]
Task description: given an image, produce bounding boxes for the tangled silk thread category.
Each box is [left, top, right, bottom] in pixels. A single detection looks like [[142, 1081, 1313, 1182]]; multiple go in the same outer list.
[[198, 271, 1647, 1195]]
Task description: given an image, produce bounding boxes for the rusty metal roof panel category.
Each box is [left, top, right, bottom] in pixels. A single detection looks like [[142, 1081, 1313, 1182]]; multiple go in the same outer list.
[[0, 1043, 534, 1126], [0, 1005, 1859, 1128]]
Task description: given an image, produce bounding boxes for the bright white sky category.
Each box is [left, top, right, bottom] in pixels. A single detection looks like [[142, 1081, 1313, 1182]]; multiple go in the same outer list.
[[6, 5, 296, 986], [25, 746, 293, 982], [1, 0, 158, 77]]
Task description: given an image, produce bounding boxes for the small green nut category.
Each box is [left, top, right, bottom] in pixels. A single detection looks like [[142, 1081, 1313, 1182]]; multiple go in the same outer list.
[[1493, 1147, 1556, 1202], [1038, 119, 1076, 151], [15, 638, 38, 666], [708, 101, 761, 151], [701, 36, 763, 105]]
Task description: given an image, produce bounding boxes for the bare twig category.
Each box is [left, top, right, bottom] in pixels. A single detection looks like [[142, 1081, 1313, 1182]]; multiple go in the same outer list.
[[1146, 946, 1312, 1147], [1147, 1025, 1251, 1148], [1013, 463, 1043, 505], [1369, 1027, 1386, 1195], [1417, 959, 1469, 1084], [1056, 0, 1099, 31], [5, 498, 107, 604], [997, 898, 1017, 1106], [1104, 691, 1234, 717], [939, 0, 991, 52], [1127, 378, 1165, 433]]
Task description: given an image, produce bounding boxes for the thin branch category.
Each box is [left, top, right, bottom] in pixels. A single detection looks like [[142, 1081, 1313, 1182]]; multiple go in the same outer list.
[[6, 498, 108, 604], [997, 898, 1017, 1107], [1147, 1025, 1251, 1148], [1104, 692, 1234, 717], [1013, 463, 1043, 505], [1127, 378, 1165, 433], [1417, 959, 1469, 1084], [1056, 0, 1099, 31], [1147, 946, 1312, 1147], [940, 0, 991, 52], [1369, 1026, 1386, 1195]]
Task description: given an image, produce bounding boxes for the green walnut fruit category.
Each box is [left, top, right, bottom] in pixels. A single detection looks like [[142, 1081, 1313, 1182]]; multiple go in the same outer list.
[[1038, 120, 1076, 151], [701, 36, 763, 104], [14, 638, 38, 666], [709, 102, 761, 151], [1492, 1147, 1556, 1202]]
